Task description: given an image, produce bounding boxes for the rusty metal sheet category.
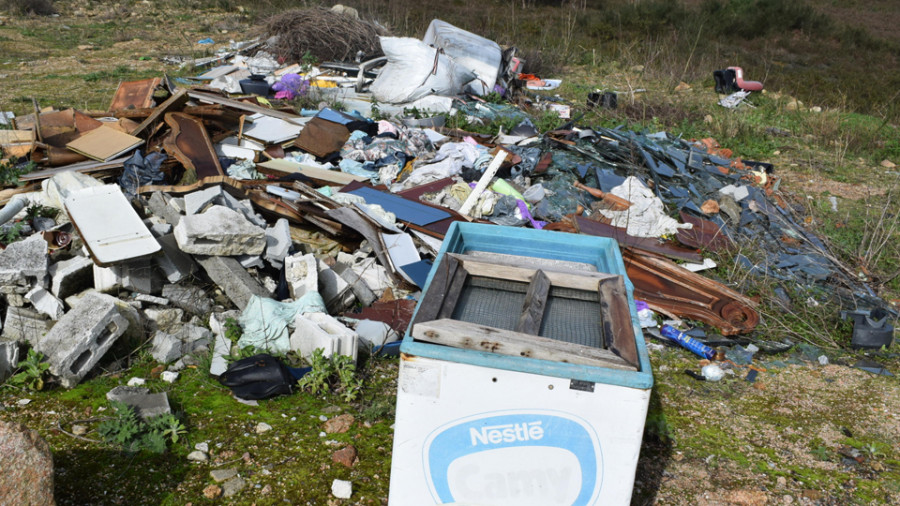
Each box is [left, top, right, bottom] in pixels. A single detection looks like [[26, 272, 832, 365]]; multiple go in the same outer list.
[[109, 78, 162, 112], [162, 112, 224, 179], [676, 210, 734, 252], [575, 215, 703, 262], [623, 249, 759, 335]]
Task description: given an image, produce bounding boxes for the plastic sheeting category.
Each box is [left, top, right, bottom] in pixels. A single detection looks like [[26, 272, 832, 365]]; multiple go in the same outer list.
[[598, 176, 693, 238], [237, 293, 326, 354], [369, 37, 475, 104], [118, 150, 167, 197], [422, 19, 501, 96]]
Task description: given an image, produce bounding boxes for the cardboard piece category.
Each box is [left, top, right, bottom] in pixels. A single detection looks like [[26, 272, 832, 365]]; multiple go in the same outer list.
[[65, 126, 144, 162]]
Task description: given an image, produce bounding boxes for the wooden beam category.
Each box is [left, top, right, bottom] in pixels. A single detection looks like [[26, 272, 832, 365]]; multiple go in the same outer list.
[[457, 151, 506, 217], [187, 91, 303, 121], [412, 319, 635, 371], [449, 253, 619, 292], [598, 275, 638, 366], [516, 269, 550, 335]]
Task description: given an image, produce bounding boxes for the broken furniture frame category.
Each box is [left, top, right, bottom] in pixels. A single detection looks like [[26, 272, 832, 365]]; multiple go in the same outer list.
[[404, 222, 653, 385], [410, 251, 638, 370]]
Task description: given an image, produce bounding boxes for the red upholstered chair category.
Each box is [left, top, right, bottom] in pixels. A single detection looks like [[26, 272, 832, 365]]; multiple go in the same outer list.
[[727, 66, 763, 92]]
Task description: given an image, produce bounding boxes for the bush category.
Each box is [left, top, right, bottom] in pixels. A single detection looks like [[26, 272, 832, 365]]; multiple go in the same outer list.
[[2, 0, 56, 15]]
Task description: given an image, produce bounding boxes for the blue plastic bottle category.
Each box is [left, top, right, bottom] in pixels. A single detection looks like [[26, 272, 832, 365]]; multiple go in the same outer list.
[[659, 325, 717, 360]]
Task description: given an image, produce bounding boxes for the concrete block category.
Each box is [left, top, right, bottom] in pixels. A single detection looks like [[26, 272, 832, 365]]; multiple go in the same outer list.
[[155, 234, 197, 283], [0, 338, 19, 383], [111, 258, 161, 295], [107, 387, 171, 419], [150, 323, 211, 363], [147, 192, 182, 226], [335, 263, 376, 307], [1, 307, 51, 345], [285, 253, 318, 300], [0, 234, 48, 285], [195, 255, 271, 310], [169, 197, 186, 214], [318, 261, 355, 314], [209, 310, 240, 376], [24, 287, 65, 320], [162, 284, 213, 315], [34, 292, 141, 388], [291, 312, 358, 362], [264, 219, 292, 269], [174, 206, 266, 256], [93, 264, 121, 293], [337, 252, 391, 297]]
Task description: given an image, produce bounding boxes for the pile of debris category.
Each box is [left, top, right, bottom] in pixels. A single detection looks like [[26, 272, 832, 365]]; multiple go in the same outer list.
[[0, 17, 891, 393]]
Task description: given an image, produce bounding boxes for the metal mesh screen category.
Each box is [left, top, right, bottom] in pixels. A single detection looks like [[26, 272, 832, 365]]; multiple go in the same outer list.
[[451, 277, 605, 349], [451, 277, 526, 331]]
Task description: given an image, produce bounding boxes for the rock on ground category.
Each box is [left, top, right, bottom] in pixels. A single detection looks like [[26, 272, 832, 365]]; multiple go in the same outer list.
[[0, 421, 55, 506]]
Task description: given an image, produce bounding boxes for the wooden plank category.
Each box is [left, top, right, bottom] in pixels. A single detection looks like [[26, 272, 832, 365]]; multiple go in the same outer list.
[[435, 260, 469, 320], [187, 91, 303, 121], [450, 253, 619, 292], [410, 254, 461, 325], [457, 151, 506, 217], [19, 157, 128, 182], [516, 269, 550, 335], [258, 159, 367, 185], [412, 319, 635, 371], [130, 89, 188, 137], [597, 275, 639, 366]]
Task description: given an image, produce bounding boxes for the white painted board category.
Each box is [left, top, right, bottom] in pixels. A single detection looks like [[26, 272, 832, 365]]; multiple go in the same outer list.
[[64, 185, 161, 266]]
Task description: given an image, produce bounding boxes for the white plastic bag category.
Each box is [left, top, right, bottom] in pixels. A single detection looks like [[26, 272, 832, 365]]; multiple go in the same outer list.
[[370, 37, 474, 104]]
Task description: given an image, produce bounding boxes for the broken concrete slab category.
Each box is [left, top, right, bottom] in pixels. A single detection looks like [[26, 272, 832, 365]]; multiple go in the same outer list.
[[93, 264, 121, 293], [291, 312, 358, 362], [195, 255, 271, 310], [24, 287, 65, 320], [184, 185, 226, 215], [0, 234, 48, 285], [173, 206, 266, 256], [111, 258, 161, 295], [155, 234, 198, 283], [1, 307, 52, 345], [133, 294, 169, 306], [150, 324, 211, 363], [209, 310, 240, 376], [107, 387, 171, 419], [236, 254, 265, 269], [147, 191, 183, 226], [34, 292, 141, 388], [162, 284, 213, 315], [264, 218, 292, 269], [318, 261, 356, 314], [106, 385, 149, 402], [0, 285, 28, 308], [49, 255, 94, 299], [285, 253, 318, 300], [0, 338, 19, 383], [143, 307, 185, 333], [335, 263, 377, 307]]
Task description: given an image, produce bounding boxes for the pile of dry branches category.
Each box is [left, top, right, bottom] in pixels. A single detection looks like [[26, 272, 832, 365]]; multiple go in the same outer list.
[[264, 7, 385, 64]]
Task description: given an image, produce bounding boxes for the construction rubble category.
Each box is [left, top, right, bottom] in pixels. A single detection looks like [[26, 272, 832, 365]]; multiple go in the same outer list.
[[0, 16, 892, 392]]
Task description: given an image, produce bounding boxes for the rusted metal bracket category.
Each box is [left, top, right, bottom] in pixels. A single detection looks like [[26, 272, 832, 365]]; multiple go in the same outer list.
[[623, 249, 759, 335]]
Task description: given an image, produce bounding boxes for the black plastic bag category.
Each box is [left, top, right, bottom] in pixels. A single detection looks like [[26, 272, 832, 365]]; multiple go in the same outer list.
[[218, 354, 295, 400]]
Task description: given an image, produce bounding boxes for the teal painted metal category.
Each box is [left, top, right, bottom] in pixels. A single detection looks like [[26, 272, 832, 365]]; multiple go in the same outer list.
[[402, 222, 654, 390]]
